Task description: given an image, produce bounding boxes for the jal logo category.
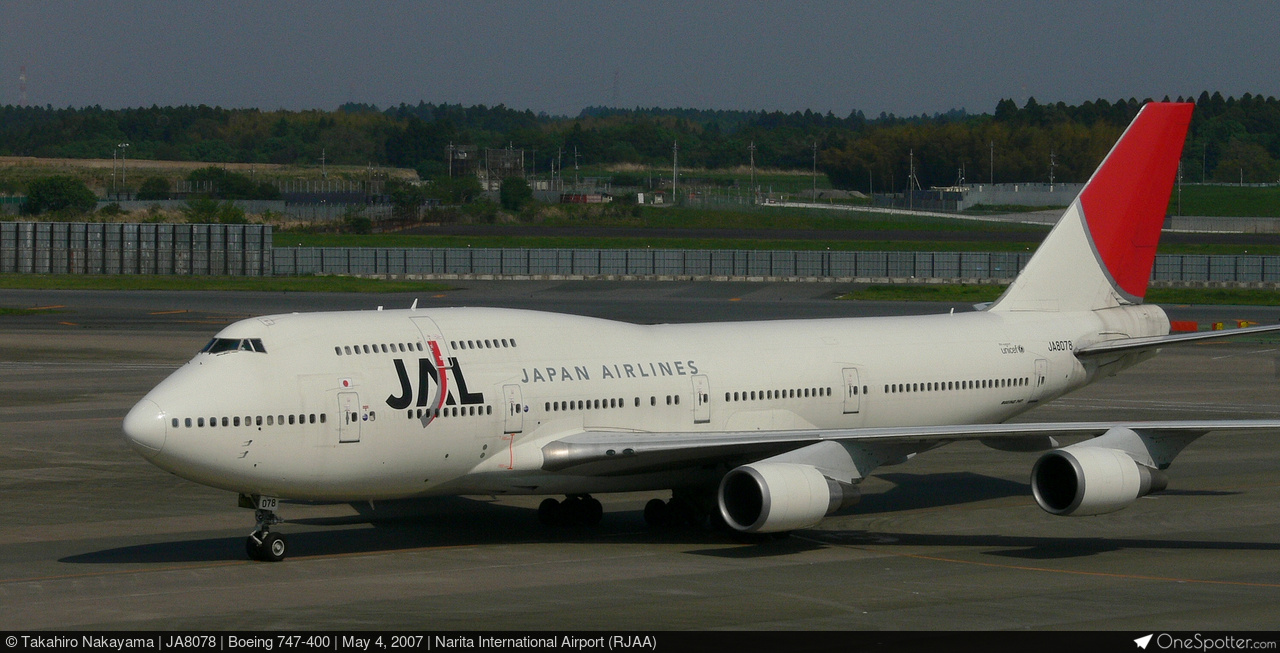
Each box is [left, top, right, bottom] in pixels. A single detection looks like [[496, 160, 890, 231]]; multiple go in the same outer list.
[[385, 357, 484, 410]]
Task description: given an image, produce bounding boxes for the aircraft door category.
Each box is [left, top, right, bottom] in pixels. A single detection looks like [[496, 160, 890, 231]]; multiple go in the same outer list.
[[692, 374, 711, 424], [503, 384, 523, 433], [1030, 359, 1048, 403], [842, 368, 862, 414], [338, 392, 362, 443]]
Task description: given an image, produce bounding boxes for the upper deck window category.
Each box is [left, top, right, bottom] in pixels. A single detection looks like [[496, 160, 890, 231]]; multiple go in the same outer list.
[[201, 338, 267, 354]]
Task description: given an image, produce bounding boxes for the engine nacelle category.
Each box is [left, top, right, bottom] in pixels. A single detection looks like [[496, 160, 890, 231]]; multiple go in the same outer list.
[[718, 462, 858, 533], [1031, 446, 1167, 516]]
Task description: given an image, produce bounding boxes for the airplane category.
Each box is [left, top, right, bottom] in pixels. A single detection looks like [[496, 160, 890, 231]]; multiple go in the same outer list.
[[124, 102, 1280, 562]]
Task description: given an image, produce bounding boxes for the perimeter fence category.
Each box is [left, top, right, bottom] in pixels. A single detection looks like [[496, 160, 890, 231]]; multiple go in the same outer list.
[[5, 222, 1280, 283], [0, 222, 272, 275], [272, 247, 1280, 283]]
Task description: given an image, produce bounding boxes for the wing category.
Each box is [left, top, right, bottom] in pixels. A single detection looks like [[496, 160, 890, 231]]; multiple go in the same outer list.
[[539, 420, 1280, 476], [1076, 322, 1280, 356]]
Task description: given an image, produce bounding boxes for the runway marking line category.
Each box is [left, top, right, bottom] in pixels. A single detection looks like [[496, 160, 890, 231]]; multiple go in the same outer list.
[[805, 537, 1280, 589], [149, 310, 190, 315], [58, 322, 78, 326], [29, 305, 64, 310]]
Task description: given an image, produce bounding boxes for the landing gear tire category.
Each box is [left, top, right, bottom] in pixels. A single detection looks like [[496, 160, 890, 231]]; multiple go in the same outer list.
[[582, 497, 604, 526], [540, 495, 604, 527], [259, 532, 287, 562], [643, 498, 669, 527], [538, 498, 562, 526], [245, 504, 286, 562], [246, 531, 288, 562], [246, 535, 262, 561]]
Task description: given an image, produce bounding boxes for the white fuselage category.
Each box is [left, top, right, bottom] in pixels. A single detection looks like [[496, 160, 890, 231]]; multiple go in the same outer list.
[[123, 303, 1169, 501]]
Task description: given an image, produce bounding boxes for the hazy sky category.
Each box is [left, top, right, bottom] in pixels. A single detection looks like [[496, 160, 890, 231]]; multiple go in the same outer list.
[[2, 0, 1278, 117]]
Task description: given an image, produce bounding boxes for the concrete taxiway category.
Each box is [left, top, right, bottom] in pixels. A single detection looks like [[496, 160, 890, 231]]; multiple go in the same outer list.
[[1, 282, 1279, 630]]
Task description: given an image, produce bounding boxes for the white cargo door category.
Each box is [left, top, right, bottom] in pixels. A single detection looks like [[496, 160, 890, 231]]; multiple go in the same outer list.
[[503, 384, 524, 433], [692, 374, 711, 424], [338, 391, 361, 443], [842, 368, 862, 414], [1030, 359, 1048, 403]]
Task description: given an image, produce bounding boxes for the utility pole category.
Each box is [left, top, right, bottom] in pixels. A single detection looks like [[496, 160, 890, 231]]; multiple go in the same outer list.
[[447, 142, 454, 178], [812, 141, 818, 201], [117, 142, 130, 197], [321, 149, 327, 179], [908, 149, 917, 211], [748, 141, 756, 202], [672, 141, 679, 204], [1049, 150, 1056, 190], [989, 141, 994, 185], [1177, 161, 1183, 216]]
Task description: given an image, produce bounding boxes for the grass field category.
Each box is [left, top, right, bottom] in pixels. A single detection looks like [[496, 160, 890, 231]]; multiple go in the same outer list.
[[1169, 184, 1280, 217]]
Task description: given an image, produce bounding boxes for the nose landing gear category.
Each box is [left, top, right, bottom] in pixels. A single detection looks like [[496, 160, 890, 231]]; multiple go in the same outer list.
[[241, 494, 287, 561]]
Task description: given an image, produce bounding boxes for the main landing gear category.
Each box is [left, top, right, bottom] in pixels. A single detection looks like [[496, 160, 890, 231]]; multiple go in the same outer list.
[[241, 495, 287, 562], [538, 495, 604, 526]]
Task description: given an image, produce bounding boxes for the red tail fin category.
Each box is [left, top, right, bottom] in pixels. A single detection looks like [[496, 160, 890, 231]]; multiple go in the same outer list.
[[1079, 103, 1193, 300], [992, 103, 1192, 312]]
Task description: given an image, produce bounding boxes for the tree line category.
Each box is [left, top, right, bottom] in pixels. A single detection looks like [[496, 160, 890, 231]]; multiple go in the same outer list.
[[1, 92, 1277, 192]]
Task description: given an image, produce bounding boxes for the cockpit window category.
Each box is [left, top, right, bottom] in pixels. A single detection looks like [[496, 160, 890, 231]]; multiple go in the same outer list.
[[201, 338, 267, 354]]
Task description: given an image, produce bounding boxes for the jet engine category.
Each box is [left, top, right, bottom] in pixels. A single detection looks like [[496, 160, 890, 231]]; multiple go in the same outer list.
[[718, 462, 859, 533], [1031, 444, 1168, 516]]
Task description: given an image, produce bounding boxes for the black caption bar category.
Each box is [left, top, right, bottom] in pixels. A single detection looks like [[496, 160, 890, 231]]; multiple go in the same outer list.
[[2, 632, 1278, 653]]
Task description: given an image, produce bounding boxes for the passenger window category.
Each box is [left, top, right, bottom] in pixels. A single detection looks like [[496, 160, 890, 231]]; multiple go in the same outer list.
[[502, 339, 509, 347], [219, 417, 227, 426], [278, 414, 284, 424], [210, 417, 217, 428], [416, 343, 423, 351], [233, 416, 240, 426], [510, 339, 517, 347], [398, 343, 405, 352], [171, 418, 178, 428], [370, 411, 376, 421], [334, 347, 341, 356], [666, 396, 672, 405], [674, 395, 680, 405], [650, 396, 656, 406], [320, 414, 326, 424], [288, 415, 295, 425], [198, 417, 205, 427], [309, 414, 316, 424], [185, 418, 192, 427]]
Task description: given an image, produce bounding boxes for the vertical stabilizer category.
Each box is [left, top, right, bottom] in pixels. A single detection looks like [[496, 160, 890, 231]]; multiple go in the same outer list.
[[990, 103, 1192, 312]]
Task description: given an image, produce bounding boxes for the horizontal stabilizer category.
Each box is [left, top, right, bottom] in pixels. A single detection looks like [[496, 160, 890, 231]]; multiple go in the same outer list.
[[1076, 322, 1280, 356]]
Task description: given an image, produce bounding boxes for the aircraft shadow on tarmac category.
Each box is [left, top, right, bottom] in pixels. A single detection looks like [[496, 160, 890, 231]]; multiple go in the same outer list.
[[57, 474, 1260, 565], [853, 471, 1030, 514], [813, 529, 1280, 561]]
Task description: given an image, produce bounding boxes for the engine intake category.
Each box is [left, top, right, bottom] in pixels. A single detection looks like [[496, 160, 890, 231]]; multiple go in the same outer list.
[[718, 462, 859, 533], [1031, 446, 1167, 516]]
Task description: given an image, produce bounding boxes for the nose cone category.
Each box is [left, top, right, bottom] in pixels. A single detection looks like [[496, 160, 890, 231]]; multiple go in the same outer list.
[[124, 399, 167, 455]]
